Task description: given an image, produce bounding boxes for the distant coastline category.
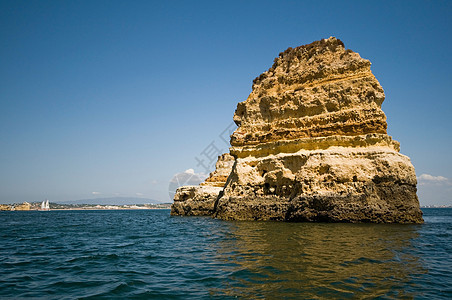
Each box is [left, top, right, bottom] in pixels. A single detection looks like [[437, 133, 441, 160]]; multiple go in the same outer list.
[[1, 202, 449, 211], [0, 202, 171, 211]]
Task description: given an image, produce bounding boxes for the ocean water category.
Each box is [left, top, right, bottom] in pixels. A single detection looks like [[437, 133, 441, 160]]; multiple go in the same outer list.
[[0, 209, 451, 299]]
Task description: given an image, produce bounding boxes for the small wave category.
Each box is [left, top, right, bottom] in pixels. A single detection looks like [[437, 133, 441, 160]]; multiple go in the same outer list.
[[0, 209, 450, 299]]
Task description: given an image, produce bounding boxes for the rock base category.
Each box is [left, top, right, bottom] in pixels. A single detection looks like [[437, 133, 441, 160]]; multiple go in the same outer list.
[[213, 147, 423, 223], [170, 186, 222, 216]]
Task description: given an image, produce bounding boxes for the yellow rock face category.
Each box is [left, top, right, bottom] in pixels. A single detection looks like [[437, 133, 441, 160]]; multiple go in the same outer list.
[[231, 133, 400, 159], [231, 37, 387, 148], [201, 153, 235, 187], [213, 37, 423, 223], [171, 37, 422, 222]]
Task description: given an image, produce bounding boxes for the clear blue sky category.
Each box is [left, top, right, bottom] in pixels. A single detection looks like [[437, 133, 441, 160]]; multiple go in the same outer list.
[[1, 0, 451, 205]]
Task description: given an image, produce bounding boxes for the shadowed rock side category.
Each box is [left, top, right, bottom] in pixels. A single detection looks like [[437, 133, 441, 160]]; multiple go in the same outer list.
[[213, 37, 423, 223], [170, 154, 234, 216]]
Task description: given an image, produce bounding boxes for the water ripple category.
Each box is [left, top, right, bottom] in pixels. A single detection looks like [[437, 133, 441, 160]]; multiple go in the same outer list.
[[0, 209, 451, 299]]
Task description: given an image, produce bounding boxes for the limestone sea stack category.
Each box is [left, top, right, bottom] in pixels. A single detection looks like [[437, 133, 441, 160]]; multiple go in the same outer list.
[[213, 37, 423, 223], [170, 153, 234, 216]]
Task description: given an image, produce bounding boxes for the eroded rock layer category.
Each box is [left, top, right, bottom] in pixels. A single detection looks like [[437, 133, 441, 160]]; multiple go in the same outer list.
[[214, 148, 422, 222], [214, 37, 423, 223], [201, 153, 235, 187], [170, 185, 223, 216], [170, 154, 234, 216], [231, 37, 387, 148]]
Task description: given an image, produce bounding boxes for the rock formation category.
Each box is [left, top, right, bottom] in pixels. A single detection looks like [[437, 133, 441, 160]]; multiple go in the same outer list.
[[170, 153, 234, 216], [216, 37, 423, 223], [173, 37, 423, 223]]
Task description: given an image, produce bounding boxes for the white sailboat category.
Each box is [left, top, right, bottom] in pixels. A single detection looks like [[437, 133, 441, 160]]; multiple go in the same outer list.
[[41, 199, 50, 211]]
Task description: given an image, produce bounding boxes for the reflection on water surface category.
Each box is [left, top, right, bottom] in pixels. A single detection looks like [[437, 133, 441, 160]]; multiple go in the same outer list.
[[214, 221, 426, 298]]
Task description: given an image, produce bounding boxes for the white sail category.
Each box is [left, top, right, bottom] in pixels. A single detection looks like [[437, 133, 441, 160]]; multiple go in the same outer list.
[[41, 199, 50, 211]]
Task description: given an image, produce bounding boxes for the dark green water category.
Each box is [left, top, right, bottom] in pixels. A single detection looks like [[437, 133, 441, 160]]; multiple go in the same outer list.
[[0, 208, 451, 299]]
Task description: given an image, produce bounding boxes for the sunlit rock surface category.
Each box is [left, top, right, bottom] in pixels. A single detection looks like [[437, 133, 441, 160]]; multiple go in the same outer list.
[[213, 37, 423, 223]]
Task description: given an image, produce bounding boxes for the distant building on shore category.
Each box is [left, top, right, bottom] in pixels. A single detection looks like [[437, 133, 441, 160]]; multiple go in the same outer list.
[[0, 202, 32, 211], [0, 204, 11, 211], [14, 202, 31, 211]]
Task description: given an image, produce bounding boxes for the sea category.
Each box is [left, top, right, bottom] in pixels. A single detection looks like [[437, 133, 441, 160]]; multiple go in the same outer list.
[[0, 208, 451, 299]]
